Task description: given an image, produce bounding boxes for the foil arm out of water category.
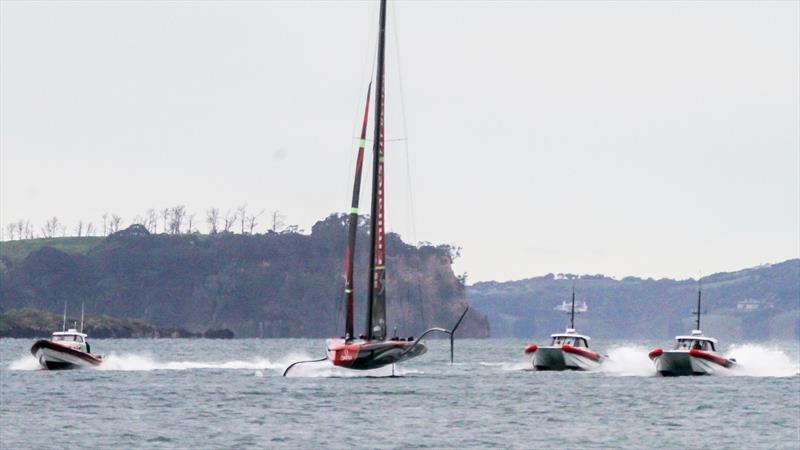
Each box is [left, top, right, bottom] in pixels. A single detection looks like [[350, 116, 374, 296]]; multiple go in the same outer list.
[[282, 307, 470, 377]]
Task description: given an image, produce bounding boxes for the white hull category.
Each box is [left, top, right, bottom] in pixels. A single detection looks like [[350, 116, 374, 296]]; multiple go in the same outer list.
[[562, 351, 602, 371], [531, 346, 566, 370], [654, 350, 731, 376], [531, 347, 601, 371], [33, 346, 100, 370]]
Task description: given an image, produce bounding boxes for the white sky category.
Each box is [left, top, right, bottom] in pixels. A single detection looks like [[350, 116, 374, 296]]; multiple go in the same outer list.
[[1, 1, 798, 282]]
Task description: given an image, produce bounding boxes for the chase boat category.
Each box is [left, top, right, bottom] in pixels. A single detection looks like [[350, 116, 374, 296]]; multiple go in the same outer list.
[[31, 328, 102, 370], [523, 284, 604, 371], [648, 330, 735, 376], [525, 328, 603, 371], [648, 284, 736, 376]]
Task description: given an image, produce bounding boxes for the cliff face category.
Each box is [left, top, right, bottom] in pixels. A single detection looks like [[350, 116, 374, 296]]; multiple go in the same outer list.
[[0, 215, 489, 338]]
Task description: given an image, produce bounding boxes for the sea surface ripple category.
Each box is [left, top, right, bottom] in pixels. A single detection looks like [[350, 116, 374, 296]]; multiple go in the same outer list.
[[2, 338, 798, 449]]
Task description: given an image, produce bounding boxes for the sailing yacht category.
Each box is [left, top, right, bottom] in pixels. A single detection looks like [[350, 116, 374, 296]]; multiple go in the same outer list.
[[523, 284, 603, 371], [284, 0, 467, 376], [648, 284, 736, 376]]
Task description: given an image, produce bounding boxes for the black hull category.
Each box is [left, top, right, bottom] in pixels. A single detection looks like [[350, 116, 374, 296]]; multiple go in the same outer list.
[[43, 361, 80, 370], [350, 342, 427, 370], [329, 339, 428, 371], [534, 366, 581, 371]]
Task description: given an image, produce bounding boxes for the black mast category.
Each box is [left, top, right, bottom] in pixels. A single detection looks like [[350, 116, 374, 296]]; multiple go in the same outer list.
[[366, 0, 387, 340], [570, 282, 576, 329], [343, 83, 372, 340]]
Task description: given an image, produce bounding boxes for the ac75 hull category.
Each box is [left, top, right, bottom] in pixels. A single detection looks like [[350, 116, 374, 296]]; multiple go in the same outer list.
[[30, 340, 102, 370], [326, 339, 427, 370]]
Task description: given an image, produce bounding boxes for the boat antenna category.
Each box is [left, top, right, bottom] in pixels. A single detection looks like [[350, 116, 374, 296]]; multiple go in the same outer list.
[[570, 281, 576, 329], [695, 276, 702, 331], [62, 301, 68, 332], [80, 302, 85, 333]]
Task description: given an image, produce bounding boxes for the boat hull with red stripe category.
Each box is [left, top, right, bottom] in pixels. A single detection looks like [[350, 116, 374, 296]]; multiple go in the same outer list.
[[650, 349, 734, 376], [562, 344, 603, 370], [30, 340, 103, 370], [525, 328, 603, 371], [528, 345, 603, 371], [326, 338, 427, 371]]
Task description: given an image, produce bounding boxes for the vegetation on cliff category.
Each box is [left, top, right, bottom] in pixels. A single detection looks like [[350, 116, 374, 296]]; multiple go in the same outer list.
[[0, 215, 490, 338]]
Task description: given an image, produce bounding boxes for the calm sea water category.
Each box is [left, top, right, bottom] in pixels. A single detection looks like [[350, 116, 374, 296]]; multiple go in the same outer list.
[[2, 338, 798, 449]]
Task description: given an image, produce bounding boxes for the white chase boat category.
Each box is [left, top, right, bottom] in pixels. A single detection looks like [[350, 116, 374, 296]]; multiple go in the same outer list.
[[523, 285, 603, 371], [30, 304, 103, 370], [648, 285, 736, 376]]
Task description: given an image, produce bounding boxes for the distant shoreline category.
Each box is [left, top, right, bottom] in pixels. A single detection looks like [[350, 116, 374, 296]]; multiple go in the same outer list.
[[0, 308, 234, 339]]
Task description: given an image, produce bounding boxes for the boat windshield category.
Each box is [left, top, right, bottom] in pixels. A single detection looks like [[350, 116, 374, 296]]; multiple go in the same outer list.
[[53, 335, 82, 342], [675, 339, 714, 351], [553, 337, 587, 347]]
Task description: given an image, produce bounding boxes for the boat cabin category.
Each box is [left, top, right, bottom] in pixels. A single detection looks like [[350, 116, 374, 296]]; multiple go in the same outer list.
[[550, 329, 590, 348], [51, 329, 90, 352], [674, 330, 717, 352]]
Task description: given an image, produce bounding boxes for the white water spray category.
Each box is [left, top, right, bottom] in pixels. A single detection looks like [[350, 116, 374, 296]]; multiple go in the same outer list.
[[600, 345, 657, 376], [7, 354, 41, 371], [724, 344, 800, 377]]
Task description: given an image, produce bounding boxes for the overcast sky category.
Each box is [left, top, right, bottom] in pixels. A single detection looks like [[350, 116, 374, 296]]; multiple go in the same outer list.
[[1, 1, 798, 282]]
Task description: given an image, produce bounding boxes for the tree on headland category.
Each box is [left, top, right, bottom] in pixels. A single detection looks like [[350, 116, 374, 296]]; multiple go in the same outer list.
[[1, 205, 308, 241], [270, 210, 285, 233], [246, 209, 265, 234], [187, 213, 196, 234], [169, 205, 186, 234], [237, 204, 247, 234], [145, 209, 158, 233], [222, 210, 236, 233], [6, 223, 16, 240], [161, 208, 170, 234], [40, 217, 59, 238], [206, 208, 220, 234], [109, 214, 123, 234]]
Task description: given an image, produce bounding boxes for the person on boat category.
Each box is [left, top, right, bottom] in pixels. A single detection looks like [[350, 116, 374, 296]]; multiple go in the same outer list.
[[693, 341, 702, 350]]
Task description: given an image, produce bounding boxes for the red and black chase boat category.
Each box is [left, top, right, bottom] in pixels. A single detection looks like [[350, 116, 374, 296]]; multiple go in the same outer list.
[[284, 0, 468, 376]]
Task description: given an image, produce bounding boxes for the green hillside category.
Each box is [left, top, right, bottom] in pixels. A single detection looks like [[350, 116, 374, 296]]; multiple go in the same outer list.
[[0, 236, 104, 261]]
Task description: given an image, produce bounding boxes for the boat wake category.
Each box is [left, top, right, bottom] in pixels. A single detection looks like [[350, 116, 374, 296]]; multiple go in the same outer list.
[[281, 356, 421, 378], [96, 352, 288, 372], [723, 344, 800, 377], [6, 351, 422, 377], [599, 345, 656, 377], [479, 361, 531, 371]]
